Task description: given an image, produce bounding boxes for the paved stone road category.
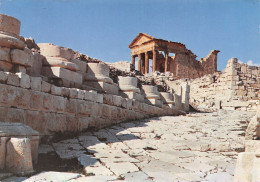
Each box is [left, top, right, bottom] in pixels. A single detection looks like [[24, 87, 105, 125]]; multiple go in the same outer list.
[[3, 110, 255, 182]]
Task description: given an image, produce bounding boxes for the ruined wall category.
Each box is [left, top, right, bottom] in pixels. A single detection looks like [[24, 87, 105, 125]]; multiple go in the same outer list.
[[0, 71, 181, 136], [188, 58, 259, 112], [167, 50, 219, 80]]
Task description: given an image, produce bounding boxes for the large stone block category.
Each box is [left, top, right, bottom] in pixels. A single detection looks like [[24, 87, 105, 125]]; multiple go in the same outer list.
[[25, 110, 46, 134], [16, 72, 30, 89], [43, 57, 79, 72], [0, 137, 7, 170], [245, 140, 260, 152], [30, 77, 42, 91], [71, 59, 87, 73], [0, 14, 21, 35], [234, 152, 255, 182], [0, 14, 25, 49], [52, 95, 66, 113], [0, 122, 40, 164], [86, 63, 112, 84], [6, 137, 34, 175], [11, 49, 34, 67], [84, 81, 119, 95], [29, 91, 43, 110], [42, 67, 83, 85], [38, 43, 74, 60], [0, 47, 11, 62], [7, 108, 25, 123], [7, 72, 20, 86], [0, 60, 12, 71]]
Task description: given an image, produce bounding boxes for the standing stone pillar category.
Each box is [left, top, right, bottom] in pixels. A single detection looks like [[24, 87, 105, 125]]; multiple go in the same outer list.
[[152, 50, 157, 72], [131, 55, 135, 69], [164, 51, 169, 73], [145, 52, 149, 74], [138, 54, 142, 72]]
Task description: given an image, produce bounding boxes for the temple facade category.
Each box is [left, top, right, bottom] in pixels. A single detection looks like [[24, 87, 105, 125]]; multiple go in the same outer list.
[[129, 33, 220, 79]]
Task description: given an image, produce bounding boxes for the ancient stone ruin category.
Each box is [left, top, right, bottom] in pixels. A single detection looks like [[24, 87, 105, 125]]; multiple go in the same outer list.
[[0, 14, 260, 181], [129, 33, 219, 79]]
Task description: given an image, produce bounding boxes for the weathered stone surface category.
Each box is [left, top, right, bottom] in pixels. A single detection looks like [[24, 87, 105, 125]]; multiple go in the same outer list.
[[234, 152, 255, 182], [42, 67, 83, 84], [16, 72, 30, 88], [24, 171, 81, 182], [0, 137, 7, 170], [30, 77, 42, 91], [0, 14, 21, 35], [38, 43, 74, 60], [41, 81, 51, 93], [7, 73, 19, 86], [11, 49, 34, 67], [0, 60, 12, 72], [6, 138, 34, 175], [43, 57, 79, 71]]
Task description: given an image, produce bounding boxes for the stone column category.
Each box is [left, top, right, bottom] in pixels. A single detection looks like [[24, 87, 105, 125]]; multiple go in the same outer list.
[[164, 51, 169, 73], [152, 50, 157, 72], [138, 54, 142, 73], [145, 52, 149, 74], [131, 55, 135, 68]]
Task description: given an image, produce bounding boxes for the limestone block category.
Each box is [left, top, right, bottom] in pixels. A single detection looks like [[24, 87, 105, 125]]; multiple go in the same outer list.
[[27, 53, 43, 76], [42, 67, 83, 85], [71, 58, 87, 73], [252, 157, 260, 182], [84, 90, 98, 102], [145, 98, 163, 108], [65, 99, 77, 114], [29, 91, 43, 110], [112, 95, 123, 107], [51, 85, 62, 96], [52, 95, 65, 113], [234, 152, 255, 182], [6, 137, 34, 175], [69, 88, 78, 98], [118, 76, 140, 93], [0, 14, 21, 35], [245, 112, 260, 140], [97, 93, 103, 103], [30, 77, 42, 91], [14, 65, 26, 73], [0, 14, 25, 49], [25, 110, 46, 134], [66, 114, 78, 132], [77, 89, 85, 100], [142, 85, 160, 99], [38, 43, 74, 60], [245, 140, 260, 152], [43, 57, 79, 71], [0, 137, 7, 170], [84, 81, 119, 95], [0, 47, 11, 62], [86, 63, 113, 84], [15, 72, 30, 88], [11, 49, 34, 67], [160, 92, 174, 104], [6, 108, 25, 123], [41, 81, 51, 93], [42, 93, 52, 111], [7, 72, 19, 86], [0, 71, 8, 82]]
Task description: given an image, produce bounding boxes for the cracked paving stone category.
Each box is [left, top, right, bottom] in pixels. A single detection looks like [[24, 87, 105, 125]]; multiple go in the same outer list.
[[104, 162, 139, 176]]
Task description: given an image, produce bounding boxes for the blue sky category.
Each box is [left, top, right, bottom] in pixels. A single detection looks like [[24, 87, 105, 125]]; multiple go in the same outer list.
[[1, 0, 260, 71]]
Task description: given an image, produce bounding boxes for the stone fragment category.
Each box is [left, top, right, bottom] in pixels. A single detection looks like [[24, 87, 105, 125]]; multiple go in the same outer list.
[[6, 138, 34, 175]]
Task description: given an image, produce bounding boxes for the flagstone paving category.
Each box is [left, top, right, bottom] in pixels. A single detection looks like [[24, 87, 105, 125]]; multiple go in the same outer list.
[[3, 110, 255, 182]]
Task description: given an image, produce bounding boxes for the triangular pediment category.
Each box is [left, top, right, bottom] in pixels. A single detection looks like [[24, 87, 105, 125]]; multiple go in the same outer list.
[[129, 33, 154, 48]]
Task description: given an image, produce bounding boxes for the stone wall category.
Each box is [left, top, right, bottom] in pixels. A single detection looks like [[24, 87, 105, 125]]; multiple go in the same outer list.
[[188, 58, 259, 112], [0, 71, 183, 137]]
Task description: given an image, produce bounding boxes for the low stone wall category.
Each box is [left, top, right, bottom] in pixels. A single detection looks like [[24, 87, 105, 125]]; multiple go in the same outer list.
[[0, 71, 182, 136], [187, 58, 259, 112]]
